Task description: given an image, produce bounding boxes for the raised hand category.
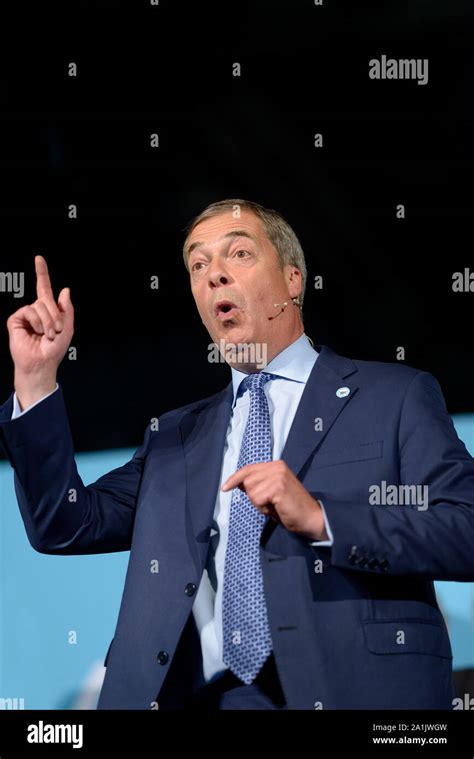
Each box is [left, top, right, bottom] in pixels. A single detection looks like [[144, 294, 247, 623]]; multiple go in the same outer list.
[[6, 256, 74, 410]]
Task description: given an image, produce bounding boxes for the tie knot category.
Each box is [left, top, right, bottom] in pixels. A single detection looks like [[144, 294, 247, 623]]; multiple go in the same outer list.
[[241, 371, 272, 395]]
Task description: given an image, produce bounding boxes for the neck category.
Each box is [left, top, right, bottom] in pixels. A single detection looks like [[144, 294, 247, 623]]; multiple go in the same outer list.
[[231, 319, 304, 373]]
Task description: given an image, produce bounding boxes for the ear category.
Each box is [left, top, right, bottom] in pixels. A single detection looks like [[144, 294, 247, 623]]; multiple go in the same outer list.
[[285, 266, 302, 301]]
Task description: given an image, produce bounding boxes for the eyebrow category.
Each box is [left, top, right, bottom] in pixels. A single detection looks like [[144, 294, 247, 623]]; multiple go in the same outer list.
[[186, 230, 257, 259]]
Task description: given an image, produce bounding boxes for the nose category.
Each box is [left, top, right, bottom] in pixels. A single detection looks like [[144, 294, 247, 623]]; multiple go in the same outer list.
[[207, 260, 233, 290]]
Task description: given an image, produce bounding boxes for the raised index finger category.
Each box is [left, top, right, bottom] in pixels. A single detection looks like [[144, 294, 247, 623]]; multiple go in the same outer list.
[[35, 255, 54, 301]]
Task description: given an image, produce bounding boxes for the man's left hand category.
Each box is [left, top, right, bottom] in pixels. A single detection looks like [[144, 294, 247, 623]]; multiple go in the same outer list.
[[221, 460, 328, 541]]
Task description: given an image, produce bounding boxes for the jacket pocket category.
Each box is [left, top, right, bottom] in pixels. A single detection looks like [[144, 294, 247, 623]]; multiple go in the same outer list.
[[363, 619, 452, 659], [312, 440, 383, 469]]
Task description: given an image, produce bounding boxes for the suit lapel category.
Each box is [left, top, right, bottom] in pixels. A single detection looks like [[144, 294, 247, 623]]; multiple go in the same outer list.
[[180, 384, 233, 574], [280, 344, 359, 477]]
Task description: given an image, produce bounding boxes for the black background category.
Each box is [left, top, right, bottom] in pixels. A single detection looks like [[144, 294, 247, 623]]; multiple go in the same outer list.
[[0, 0, 472, 455]]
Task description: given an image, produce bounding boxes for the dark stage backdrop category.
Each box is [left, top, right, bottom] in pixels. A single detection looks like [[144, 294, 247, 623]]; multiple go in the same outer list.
[[0, 0, 472, 455]]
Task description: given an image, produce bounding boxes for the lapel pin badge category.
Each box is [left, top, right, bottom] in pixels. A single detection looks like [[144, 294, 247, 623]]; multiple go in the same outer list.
[[336, 386, 350, 398]]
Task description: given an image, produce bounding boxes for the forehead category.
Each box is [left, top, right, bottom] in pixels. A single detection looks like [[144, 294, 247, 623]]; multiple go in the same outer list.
[[187, 209, 267, 251]]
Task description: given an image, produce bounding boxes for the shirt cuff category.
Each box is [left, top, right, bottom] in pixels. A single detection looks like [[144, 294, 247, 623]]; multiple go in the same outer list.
[[309, 500, 334, 546], [11, 383, 59, 419]]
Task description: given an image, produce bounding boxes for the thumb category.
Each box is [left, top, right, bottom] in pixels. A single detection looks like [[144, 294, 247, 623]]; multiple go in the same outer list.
[[58, 287, 73, 314]]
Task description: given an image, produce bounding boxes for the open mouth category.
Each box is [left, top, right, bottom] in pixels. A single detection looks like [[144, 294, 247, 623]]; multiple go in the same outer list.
[[214, 300, 240, 320]]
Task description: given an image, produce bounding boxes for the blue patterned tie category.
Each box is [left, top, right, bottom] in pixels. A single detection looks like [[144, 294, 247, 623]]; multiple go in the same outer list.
[[222, 371, 274, 684]]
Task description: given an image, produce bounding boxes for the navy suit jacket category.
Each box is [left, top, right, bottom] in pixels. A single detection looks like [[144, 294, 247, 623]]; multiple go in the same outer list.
[[1, 344, 474, 709]]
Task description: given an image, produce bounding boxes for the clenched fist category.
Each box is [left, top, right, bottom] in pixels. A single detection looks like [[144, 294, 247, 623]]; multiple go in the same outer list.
[[6, 255, 74, 411]]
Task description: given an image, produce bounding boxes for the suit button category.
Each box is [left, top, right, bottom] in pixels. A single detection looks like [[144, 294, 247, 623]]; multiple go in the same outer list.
[[379, 559, 389, 571], [184, 582, 197, 597], [368, 557, 379, 569], [157, 651, 169, 665], [348, 545, 359, 565]]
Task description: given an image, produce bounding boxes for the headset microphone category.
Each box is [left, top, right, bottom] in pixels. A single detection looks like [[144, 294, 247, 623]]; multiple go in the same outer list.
[[267, 298, 301, 320], [267, 301, 288, 320]]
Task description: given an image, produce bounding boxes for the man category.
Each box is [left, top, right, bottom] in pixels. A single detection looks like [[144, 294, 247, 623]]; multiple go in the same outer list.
[[1, 198, 473, 710]]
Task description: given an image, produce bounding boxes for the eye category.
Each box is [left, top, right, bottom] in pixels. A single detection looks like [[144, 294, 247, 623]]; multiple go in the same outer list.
[[233, 249, 251, 259], [191, 261, 205, 272]]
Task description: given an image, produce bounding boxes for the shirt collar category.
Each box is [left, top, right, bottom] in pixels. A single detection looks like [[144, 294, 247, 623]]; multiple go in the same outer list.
[[230, 333, 319, 407]]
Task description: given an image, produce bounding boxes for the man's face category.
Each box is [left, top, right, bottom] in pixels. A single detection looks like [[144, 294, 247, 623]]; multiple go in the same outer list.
[[187, 209, 302, 365]]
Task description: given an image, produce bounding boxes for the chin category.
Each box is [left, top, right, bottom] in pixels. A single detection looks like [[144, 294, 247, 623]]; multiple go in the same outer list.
[[223, 328, 254, 345]]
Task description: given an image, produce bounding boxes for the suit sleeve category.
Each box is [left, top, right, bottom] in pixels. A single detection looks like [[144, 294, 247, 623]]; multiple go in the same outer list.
[[0, 384, 152, 555], [312, 371, 474, 581], [309, 500, 334, 546]]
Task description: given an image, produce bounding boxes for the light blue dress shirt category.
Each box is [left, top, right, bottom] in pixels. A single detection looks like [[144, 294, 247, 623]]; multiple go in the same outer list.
[[11, 332, 333, 685], [191, 332, 333, 683]]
